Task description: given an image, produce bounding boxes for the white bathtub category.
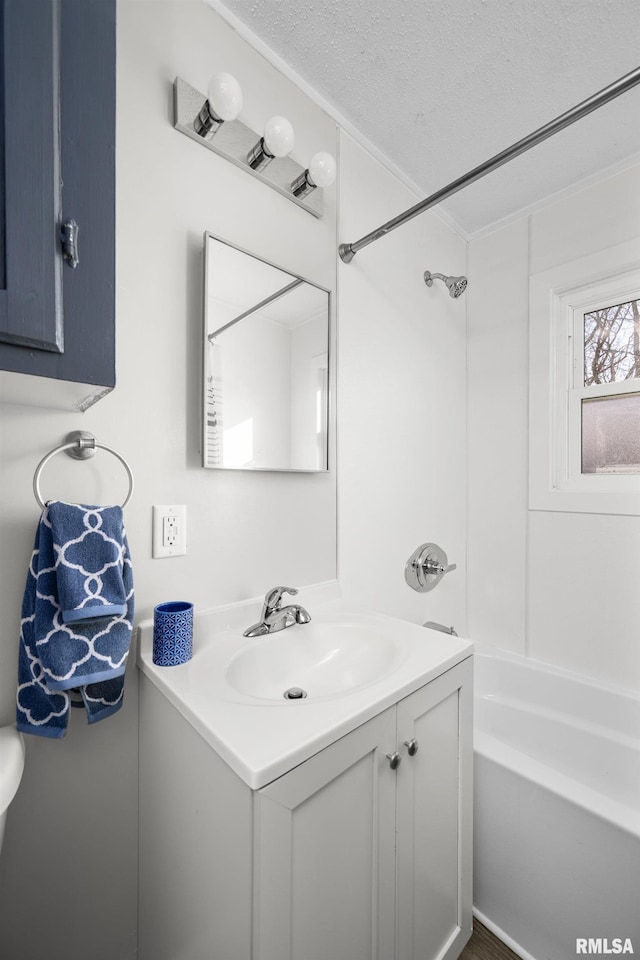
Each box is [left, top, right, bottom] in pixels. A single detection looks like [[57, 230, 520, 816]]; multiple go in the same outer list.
[[473, 648, 640, 960]]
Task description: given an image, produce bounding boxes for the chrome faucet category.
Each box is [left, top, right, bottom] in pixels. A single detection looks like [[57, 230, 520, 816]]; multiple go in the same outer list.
[[243, 586, 311, 637]]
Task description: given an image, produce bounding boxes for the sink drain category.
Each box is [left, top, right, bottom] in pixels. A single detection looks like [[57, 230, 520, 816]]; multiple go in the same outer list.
[[283, 686, 308, 700]]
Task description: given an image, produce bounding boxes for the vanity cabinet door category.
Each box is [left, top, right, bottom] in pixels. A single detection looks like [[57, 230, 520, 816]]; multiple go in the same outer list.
[[254, 707, 398, 960], [0, 0, 116, 410], [395, 659, 473, 960]]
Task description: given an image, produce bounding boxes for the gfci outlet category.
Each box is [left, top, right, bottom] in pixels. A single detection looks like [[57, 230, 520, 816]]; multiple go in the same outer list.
[[152, 505, 187, 558]]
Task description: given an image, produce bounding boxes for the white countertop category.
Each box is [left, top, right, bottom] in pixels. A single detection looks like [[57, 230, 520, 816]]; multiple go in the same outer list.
[[137, 582, 473, 789]]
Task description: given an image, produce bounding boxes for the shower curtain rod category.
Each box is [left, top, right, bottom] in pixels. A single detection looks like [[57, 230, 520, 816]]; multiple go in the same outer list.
[[338, 65, 640, 263]]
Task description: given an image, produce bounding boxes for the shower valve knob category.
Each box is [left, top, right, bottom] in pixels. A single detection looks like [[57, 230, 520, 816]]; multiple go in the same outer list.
[[404, 542, 457, 593], [424, 559, 455, 576]]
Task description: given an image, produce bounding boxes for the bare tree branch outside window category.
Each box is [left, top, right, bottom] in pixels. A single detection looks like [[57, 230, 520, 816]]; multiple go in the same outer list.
[[581, 298, 640, 474], [583, 298, 640, 385]]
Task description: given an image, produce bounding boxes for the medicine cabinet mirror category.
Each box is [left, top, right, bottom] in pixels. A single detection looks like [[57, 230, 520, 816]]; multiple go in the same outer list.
[[203, 234, 330, 472]]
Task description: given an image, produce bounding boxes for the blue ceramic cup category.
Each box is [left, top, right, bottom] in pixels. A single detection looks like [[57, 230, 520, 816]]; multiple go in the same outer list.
[[153, 601, 194, 666]]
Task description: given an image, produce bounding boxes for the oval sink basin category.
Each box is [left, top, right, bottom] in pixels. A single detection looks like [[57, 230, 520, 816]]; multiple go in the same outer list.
[[225, 619, 403, 701]]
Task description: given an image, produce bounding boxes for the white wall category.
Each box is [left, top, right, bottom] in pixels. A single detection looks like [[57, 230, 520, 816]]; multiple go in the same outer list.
[[0, 2, 336, 957], [468, 163, 640, 691], [337, 132, 468, 633], [467, 218, 529, 653]]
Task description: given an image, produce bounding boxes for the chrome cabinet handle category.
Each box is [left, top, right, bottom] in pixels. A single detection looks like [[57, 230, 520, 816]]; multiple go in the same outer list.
[[403, 738, 419, 757], [386, 751, 401, 771]]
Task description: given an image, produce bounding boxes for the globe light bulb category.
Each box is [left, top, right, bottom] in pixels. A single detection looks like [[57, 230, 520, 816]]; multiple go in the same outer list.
[[207, 72, 243, 122], [291, 151, 336, 198], [307, 152, 336, 188], [263, 116, 295, 158], [194, 71, 242, 138], [247, 116, 295, 171]]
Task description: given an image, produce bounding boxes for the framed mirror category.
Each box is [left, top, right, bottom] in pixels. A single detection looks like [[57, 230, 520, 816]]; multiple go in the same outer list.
[[203, 234, 331, 471]]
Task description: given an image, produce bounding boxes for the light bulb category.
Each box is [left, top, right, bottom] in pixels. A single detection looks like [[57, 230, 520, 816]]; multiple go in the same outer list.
[[263, 116, 295, 158], [291, 151, 336, 198], [194, 71, 242, 139], [307, 152, 336, 188], [207, 72, 243, 121], [247, 116, 295, 171]]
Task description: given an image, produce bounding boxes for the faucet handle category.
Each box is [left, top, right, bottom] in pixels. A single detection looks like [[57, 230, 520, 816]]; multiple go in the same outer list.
[[264, 585, 298, 609]]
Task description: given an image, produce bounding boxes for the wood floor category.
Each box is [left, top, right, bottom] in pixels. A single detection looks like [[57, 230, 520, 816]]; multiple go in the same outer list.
[[459, 920, 522, 960]]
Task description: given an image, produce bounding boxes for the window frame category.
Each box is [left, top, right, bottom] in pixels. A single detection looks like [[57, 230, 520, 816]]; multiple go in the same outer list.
[[529, 240, 640, 516]]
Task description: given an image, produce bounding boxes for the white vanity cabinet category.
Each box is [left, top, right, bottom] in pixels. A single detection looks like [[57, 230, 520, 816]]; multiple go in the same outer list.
[[139, 655, 472, 960], [254, 659, 472, 960], [254, 705, 398, 960]]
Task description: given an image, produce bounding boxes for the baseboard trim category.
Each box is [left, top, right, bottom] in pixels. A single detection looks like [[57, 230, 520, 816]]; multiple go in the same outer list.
[[472, 908, 538, 960]]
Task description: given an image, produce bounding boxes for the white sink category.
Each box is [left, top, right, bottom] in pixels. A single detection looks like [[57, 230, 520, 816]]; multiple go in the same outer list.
[[226, 619, 401, 700], [137, 582, 473, 789]]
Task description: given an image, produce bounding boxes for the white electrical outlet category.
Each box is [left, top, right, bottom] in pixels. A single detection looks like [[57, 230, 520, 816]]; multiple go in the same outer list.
[[152, 505, 187, 558]]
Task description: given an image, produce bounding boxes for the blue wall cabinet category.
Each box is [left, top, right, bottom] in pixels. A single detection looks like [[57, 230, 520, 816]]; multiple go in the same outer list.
[[0, 0, 116, 411]]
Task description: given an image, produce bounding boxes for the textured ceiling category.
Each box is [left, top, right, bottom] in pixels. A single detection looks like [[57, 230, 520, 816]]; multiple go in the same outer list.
[[210, 0, 640, 237]]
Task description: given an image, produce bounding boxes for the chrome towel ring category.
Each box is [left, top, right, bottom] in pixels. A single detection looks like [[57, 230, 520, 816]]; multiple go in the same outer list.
[[33, 431, 134, 510]]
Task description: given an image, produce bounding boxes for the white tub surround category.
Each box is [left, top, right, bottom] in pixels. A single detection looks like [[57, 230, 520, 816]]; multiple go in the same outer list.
[[138, 583, 473, 960], [473, 647, 640, 960]]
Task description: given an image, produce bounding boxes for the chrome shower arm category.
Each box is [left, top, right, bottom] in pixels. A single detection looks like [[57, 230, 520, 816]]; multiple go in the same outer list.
[[339, 65, 640, 263], [424, 272, 446, 283]]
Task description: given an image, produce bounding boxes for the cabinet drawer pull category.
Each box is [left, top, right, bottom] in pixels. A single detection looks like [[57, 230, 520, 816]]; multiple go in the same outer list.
[[403, 738, 419, 757], [386, 751, 401, 771]]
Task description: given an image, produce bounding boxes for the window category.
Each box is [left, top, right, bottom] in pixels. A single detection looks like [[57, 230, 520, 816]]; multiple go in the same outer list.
[[572, 297, 640, 476], [529, 242, 640, 515]]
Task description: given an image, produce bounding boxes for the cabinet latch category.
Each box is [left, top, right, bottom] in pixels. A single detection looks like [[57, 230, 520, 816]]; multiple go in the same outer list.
[[61, 219, 79, 268]]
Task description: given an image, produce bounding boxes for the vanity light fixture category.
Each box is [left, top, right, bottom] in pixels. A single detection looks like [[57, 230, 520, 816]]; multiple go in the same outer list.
[[291, 151, 336, 198], [173, 75, 333, 218], [247, 115, 295, 171], [194, 72, 243, 138]]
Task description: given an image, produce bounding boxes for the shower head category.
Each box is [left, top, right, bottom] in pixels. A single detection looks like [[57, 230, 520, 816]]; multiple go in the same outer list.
[[424, 270, 468, 299]]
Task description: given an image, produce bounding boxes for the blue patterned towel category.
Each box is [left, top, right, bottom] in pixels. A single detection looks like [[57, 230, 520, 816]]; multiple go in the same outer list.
[[16, 502, 135, 738], [47, 499, 129, 623]]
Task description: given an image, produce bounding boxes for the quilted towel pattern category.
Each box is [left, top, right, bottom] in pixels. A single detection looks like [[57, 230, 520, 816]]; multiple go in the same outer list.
[[16, 502, 134, 738]]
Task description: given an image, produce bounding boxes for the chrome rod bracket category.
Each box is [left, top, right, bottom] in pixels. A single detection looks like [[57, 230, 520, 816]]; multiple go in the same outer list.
[[338, 243, 355, 264]]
